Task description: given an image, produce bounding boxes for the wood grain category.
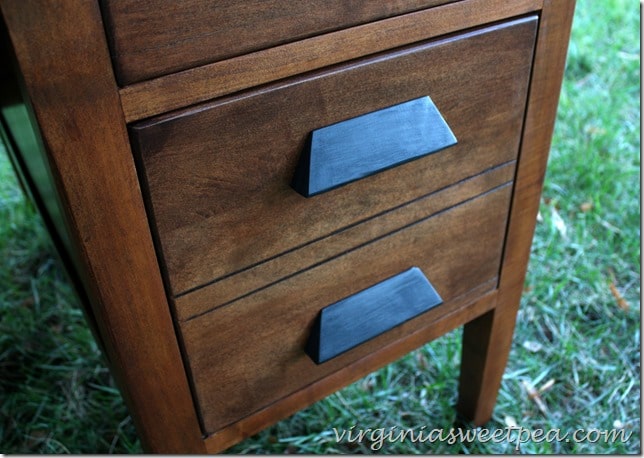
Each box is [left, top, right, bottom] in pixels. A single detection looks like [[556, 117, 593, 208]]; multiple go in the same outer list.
[[181, 185, 512, 433], [1, 0, 574, 451], [118, 0, 542, 122], [0, 26, 73, 258], [0, 53, 106, 354], [0, 1, 205, 452], [131, 17, 537, 296], [174, 162, 515, 321], [102, 0, 456, 85], [205, 285, 498, 453], [457, 0, 576, 425]]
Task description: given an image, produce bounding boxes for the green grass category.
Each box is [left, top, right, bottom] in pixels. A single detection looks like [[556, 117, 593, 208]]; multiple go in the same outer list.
[[0, 156, 140, 451], [0, 1, 639, 453]]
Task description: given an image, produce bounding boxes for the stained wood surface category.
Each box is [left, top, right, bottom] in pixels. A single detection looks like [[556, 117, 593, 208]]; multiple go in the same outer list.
[[118, 0, 542, 122], [1, 0, 574, 451], [175, 161, 515, 321], [205, 285, 498, 453], [181, 185, 512, 433], [0, 24, 74, 259], [0, 49, 106, 358], [102, 0, 456, 85], [0, 1, 205, 452], [457, 0, 576, 425], [131, 17, 537, 297]]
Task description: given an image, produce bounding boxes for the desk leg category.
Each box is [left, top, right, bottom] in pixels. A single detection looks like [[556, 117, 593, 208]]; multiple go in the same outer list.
[[456, 307, 518, 425]]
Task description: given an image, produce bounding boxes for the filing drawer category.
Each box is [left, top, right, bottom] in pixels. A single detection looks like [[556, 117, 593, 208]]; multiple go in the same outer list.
[[102, 0, 458, 84], [181, 179, 513, 433], [130, 16, 537, 298]]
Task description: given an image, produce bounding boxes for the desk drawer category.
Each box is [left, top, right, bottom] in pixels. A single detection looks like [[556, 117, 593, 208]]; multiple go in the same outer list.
[[102, 0, 457, 85], [174, 161, 514, 320], [180, 181, 512, 434], [130, 16, 536, 297]]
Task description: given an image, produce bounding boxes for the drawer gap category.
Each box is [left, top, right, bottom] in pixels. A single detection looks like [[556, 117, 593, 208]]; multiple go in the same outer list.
[[180, 178, 512, 323], [176, 160, 515, 303]]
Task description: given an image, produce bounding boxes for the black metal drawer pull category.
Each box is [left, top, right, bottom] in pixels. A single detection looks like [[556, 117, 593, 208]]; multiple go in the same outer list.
[[292, 96, 457, 197], [306, 267, 443, 364]]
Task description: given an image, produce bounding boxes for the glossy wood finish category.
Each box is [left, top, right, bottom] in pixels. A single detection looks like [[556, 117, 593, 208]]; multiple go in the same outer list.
[[0, 31, 106, 358], [0, 23, 77, 261], [1, 0, 575, 452], [131, 17, 537, 297], [102, 0, 456, 85], [0, 1, 204, 453], [118, 0, 542, 122], [181, 184, 512, 433], [457, 0, 576, 425], [174, 162, 515, 321], [206, 285, 499, 453]]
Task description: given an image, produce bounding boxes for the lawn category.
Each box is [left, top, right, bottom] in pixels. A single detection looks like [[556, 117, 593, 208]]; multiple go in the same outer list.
[[0, 1, 639, 453]]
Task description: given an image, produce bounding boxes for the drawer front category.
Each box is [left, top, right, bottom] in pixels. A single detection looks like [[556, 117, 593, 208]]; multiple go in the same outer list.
[[131, 16, 537, 297], [102, 0, 457, 85], [174, 161, 514, 320], [181, 182, 513, 434]]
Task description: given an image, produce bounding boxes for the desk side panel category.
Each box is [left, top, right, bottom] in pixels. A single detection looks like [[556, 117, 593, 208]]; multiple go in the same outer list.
[[0, 1, 205, 452]]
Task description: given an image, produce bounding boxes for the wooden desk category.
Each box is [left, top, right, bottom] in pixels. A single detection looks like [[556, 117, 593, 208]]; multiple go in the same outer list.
[[0, 0, 574, 452]]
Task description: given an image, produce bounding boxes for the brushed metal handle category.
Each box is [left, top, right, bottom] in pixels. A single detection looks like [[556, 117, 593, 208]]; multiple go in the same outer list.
[[292, 96, 457, 197], [305, 267, 443, 364]]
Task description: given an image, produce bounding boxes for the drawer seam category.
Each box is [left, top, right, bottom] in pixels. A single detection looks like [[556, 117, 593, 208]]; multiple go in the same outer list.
[[181, 180, 512, 323], [175, 160, 516, 303]]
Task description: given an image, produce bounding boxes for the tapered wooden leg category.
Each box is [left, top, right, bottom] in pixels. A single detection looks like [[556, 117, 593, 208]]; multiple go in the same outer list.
[[457, 306, 519, 425], [456, 0, 576, 428]]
